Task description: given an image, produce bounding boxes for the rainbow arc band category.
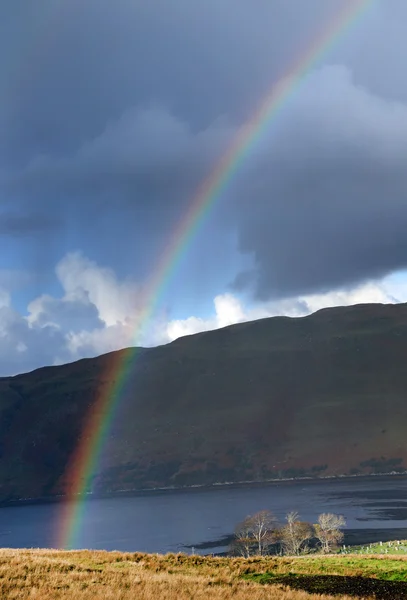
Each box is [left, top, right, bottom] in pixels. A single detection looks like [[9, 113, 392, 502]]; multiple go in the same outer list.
[[56, 0, 373, 550]]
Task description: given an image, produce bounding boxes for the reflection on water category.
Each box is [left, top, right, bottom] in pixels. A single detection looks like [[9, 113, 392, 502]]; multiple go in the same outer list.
[[0, 476, 406, 554]]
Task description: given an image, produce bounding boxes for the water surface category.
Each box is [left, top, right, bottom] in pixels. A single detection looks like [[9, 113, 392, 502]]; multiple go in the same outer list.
[[0, 476, 406, 553]]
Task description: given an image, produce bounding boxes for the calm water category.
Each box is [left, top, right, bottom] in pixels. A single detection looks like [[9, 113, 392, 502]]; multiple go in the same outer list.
[[1, 476, 407, 553]]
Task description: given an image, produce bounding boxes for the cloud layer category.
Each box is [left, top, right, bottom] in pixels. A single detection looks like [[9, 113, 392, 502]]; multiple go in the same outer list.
[[231, 65, 407, 298], [1, 1, 407, 373], [0, 251, 405, 377], [4, 63, 407, 301]]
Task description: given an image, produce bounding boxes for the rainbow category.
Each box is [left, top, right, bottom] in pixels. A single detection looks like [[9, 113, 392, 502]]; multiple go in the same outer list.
[[56, 0, 373, 549]]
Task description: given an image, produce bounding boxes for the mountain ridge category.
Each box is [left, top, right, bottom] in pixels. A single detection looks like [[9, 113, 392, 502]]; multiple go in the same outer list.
[[1, 301, 407, 501]]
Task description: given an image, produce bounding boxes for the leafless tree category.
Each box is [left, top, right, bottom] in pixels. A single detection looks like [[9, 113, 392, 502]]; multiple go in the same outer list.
[[250, 510, 277, 555], [278, 511, 315, 555], [234, 510, 276, 556], [233, 520, 253, 557], [314, 513, 346, 553]]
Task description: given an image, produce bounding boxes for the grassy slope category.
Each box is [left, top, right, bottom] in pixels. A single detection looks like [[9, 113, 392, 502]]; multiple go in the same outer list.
[[1, 302, 407, 500], [2, 549, 407, 599]]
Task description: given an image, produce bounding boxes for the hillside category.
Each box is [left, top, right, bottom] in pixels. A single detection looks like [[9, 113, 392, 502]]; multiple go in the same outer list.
[[1, 302, 407, 501]]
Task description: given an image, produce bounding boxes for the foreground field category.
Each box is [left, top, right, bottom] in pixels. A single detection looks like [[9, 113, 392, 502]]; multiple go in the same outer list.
[[2, 549, 407, 599]]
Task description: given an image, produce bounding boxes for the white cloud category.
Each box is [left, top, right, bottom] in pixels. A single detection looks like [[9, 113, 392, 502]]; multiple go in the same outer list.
[[26, 252, 169, 362], [0, 253, 144, 374], [0, 251, 406, 376], [166, 293, 246, 341], [56, 252, 142, 327], [32, 252, 147, 359], [65, 324, 132, 358], [165, 275, 407, 341]]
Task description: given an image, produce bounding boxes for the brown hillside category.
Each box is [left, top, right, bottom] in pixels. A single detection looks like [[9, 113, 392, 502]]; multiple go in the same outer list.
[[1, 302, 407, 501]]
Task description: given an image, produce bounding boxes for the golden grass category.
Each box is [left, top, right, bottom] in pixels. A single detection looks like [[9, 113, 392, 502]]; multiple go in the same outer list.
[[0, 548, 395, 599]]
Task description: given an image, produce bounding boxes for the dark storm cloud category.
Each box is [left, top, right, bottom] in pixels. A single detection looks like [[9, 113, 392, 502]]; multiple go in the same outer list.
[[1, 0, 407, 299], [5, 108, 231, 200], [231, 66, 407, 298], [0, 0, 342, 164], [1, 107, 234, 255]]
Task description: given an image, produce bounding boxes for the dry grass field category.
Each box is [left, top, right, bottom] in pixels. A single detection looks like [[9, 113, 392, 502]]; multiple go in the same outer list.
[[2, 549, 407, 599]]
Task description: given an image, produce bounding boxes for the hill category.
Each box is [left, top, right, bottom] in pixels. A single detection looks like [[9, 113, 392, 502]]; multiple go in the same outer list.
[[1, 302, 407, 501]]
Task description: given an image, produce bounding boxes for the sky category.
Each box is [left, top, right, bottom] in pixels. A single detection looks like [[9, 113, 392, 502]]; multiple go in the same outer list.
[[1, 0, 407, 376]]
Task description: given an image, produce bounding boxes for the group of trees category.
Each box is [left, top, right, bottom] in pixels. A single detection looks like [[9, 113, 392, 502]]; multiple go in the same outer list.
[[231, 509, 346, 557]]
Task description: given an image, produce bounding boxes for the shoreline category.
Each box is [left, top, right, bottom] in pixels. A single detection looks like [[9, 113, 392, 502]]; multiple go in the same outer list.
[[0, 470, 406, 509], [194, 528, 407, 556]]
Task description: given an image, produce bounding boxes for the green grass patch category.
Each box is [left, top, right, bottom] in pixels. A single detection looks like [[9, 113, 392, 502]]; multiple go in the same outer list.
[[345, 540, 407, 555], [295, 556, 407, 580]]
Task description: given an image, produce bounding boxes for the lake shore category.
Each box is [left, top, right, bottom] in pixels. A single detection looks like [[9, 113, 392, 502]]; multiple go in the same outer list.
[[1, 474, 407, 553], [1, 471, 406, 508], [191, 529, 407, 556]]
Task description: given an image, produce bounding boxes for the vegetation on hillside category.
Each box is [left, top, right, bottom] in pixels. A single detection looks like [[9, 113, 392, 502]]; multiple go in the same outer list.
[[2, 548, 407, 599], [1, 302, 407, 500]]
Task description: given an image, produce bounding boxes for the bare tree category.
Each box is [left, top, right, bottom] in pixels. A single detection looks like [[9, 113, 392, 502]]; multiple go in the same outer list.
[[278, 511, 315, 555], [234, 510, 276, 556], [314, 513, 346, 553], [250, 510, 276, 555], [233, 519, 253, 557]]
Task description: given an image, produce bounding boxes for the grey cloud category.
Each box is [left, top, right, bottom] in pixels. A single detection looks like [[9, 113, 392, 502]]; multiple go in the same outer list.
[[231, 66, 407, 299], [29, 294, 103, 332], [332, 0, 407, 104], [0, 0, 338, 165], [1, 107, 233, 247], [5, 63, 407, 301], [10, 108, 231, 196], [4, 0, 399, 168], [1, 0, 407, 298]]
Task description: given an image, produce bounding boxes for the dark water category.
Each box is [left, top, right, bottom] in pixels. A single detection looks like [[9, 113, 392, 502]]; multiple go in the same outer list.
[[1, 476, 407, 554]]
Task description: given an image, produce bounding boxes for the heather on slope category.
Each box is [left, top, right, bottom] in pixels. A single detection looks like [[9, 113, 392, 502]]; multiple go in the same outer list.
[[1, 302, 407, 501]]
